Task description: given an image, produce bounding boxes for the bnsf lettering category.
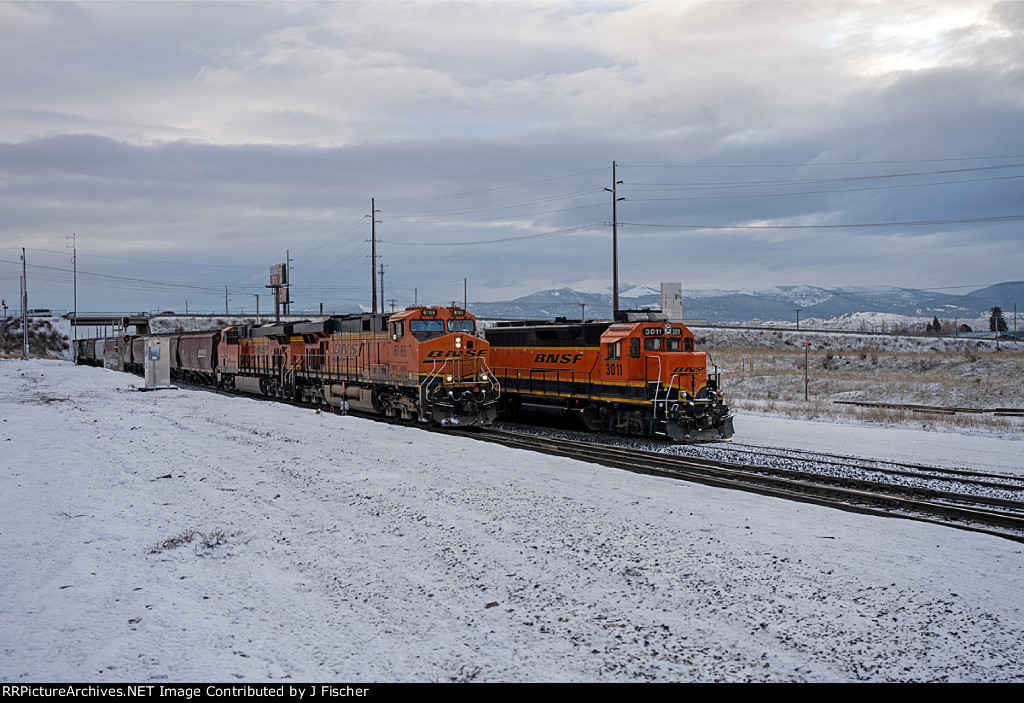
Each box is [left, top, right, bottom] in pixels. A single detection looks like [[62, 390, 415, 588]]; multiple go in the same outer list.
[[425, 349, 487, 359], [642, 327, 664, 336], [533, 352, 584, 365], [672, 366, 704, 374], [332, 342, 362, 355]]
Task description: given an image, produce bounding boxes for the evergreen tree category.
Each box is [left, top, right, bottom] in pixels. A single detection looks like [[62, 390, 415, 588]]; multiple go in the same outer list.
[[989, 306, 1008, 332], [931, 316, 941, 334]]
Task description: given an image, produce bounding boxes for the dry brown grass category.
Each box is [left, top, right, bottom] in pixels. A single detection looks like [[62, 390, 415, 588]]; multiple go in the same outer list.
[[717, 346, 1024, 434]]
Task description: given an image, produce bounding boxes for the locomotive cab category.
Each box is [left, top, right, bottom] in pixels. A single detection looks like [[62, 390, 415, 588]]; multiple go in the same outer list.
[[388, 306, 498, 426]]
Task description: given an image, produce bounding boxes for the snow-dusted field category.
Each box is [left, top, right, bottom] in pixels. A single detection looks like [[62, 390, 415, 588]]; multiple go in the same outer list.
[[2, 359, 1022, 682]]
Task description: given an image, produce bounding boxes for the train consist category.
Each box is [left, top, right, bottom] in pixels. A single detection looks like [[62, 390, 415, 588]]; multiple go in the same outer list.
[[77, 306, 499, 427], [76, 306, 733, 442], [483, 311, 734, 442]]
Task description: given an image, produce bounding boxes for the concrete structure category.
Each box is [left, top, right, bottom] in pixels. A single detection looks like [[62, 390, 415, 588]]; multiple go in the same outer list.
[[661, 282, 682, 320]]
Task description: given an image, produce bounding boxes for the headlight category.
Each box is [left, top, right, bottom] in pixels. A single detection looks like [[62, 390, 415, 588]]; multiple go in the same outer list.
[[480, 373, 488, 381], [455, 336, 462, 349], [445, 374, 453, 382]]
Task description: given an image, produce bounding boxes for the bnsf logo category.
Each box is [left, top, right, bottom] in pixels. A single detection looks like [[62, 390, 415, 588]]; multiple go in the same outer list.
[[332, 342, 362, 355], [534, 352, 584, 365], [672, 366, 704, 374], [425, 349, 487, 359]]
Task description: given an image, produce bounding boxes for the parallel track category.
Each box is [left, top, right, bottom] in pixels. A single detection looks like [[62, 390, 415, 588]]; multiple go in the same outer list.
[[459, 428, 1024, 544]]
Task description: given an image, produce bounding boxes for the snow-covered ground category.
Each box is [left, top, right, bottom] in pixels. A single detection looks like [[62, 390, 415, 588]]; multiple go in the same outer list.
[[2, 359, 1022, 682], [733, 414, 1022, 475]]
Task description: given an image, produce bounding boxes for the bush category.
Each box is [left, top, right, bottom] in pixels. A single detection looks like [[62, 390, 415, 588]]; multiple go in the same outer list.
[[0, 319, 69, 356]]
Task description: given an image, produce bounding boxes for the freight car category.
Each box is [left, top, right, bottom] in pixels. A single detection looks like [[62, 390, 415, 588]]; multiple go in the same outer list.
[[484, 311, 733, 442]]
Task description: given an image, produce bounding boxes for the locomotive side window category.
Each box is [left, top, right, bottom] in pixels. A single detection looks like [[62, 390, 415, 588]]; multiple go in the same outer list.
[[644, 338, 663, 351], [667, 338, 680, 351], [390, 321, 405, 338], [685, 338, 693, 352], [630, 338, 640, 358], [607, 340, 621, 360]]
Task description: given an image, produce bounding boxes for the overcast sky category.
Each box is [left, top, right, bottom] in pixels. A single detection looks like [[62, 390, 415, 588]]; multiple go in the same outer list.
[[1, 0, 1022, 315]]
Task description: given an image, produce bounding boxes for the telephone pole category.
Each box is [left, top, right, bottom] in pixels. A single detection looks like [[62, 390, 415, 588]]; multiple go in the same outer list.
[[605, 161, 624, 318], [67, 234, 77, 362], [369, 198, 380, 313], [21, 248, 28, 359], [378, 263, 387, 313], [285, 249, 292, 315]]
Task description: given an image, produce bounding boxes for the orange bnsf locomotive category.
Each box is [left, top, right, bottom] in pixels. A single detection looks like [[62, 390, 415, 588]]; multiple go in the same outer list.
[[216, 305, 498, 427], [484, 311, 733, 441]]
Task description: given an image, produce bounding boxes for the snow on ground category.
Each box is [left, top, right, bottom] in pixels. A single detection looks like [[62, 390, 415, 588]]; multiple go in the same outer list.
[[2, 359, 1023, 683], [733, 415, 1022, 476]]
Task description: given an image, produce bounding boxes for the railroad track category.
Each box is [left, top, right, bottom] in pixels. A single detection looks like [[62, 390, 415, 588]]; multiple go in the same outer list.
[[833, 400, 1024, 417], [462, 427, 1024, 544], [713, 442, 1024, 495]]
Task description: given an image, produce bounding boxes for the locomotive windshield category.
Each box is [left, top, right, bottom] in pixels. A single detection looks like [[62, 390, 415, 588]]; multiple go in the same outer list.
[[410, 319, 445, 333], [447, 319, 476, 333]]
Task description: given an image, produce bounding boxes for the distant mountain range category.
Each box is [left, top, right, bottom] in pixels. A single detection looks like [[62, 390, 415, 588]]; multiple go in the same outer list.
[[466, 281, 1024, 324]]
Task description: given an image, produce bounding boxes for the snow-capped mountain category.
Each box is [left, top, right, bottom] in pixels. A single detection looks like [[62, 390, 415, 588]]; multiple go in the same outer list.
[[468, 281, 1024, 324]]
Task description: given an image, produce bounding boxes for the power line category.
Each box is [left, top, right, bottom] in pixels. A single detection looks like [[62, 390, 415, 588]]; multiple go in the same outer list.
[[623, 174, 1024, 203], [384, 188, 604, 216], [378, 166, 607, 203], [385, 201, 606, 225], [619, 155, 1024, 168], [386, 223, 604, 247], [618, 215, 1024, 230]]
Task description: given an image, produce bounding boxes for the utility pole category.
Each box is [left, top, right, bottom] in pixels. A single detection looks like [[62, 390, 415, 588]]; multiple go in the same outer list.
[[285, 249, 292, 315], [254, 294, 260, 324], [464, 278, 467, 310], [793, 309, 801, 330], [67, 234, 77, 362], [604, 161, 624, 318], [378, 264, 387, 313], [580, 302, 586, 322], [369, 198, 380, 313], [21, 248, 28, 359], [225, 286, 229, 315]]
